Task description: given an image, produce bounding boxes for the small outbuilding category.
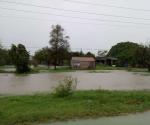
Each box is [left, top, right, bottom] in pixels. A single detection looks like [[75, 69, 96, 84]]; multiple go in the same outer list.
[[71, 57, 96, 69]]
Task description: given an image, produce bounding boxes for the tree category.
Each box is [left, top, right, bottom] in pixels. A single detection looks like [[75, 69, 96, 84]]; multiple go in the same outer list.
[[135, 44, 150, 71], [146, 45, 150, 71], [34, 47, 52, 67], [70, 51, 84, 57], [9, 44, 30, 73], [85, 52, 95, 57], [0, 43, 10, 66], [107, 42, 140, 67], [0, 44, 5, 65], [49, 24, 70, 70]]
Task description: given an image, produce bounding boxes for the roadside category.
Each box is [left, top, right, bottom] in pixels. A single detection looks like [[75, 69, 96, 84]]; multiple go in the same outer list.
[[1, 90, 150, 125], [0, 65, 150, 74]]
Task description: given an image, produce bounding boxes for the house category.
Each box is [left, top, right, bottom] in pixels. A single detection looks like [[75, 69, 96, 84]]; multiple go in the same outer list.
[[71, 57, 96, 69], [96, 57, 118, 66]]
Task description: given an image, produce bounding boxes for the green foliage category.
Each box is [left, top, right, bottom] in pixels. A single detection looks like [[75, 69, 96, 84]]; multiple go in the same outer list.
[[70, 51, 84, 57], [9, 44, 30, 73], [33, 47, 52, 66], [108, 42, 150, 70], [49, 24, 70, 69], [135, 44, 150, 71], [1, 91, 150, 125], [0, 44, 11, 66], [108, 42, 140, 66], [96, 64, 125, 70], [70, 51, 95, 57], [85, 51, 95, 57], [53, 76, 77, 97]]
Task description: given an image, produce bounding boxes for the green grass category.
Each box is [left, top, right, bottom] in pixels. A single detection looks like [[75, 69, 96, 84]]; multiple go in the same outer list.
[[0, 66, 75, 74], [0, 65, 15, 73], [95, 65, 150, 73], [95, 65, 125, 70], [0, 69, 14, 73], [0, 65, 149, 74], [1, 90, 150, 125], [33, 66, 75, 73], [0, 65, 15, 69]]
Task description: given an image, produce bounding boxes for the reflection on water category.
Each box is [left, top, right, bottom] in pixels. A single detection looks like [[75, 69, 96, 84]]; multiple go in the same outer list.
[[0, 70, 150, 95], [39, 111, 150, 125]]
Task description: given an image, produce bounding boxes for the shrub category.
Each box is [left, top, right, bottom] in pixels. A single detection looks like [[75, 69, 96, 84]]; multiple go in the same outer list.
[[53, 76, 77, 97]]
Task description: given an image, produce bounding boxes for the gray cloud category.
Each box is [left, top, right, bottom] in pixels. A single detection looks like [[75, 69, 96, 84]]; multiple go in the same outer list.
[[0, 0, 150, 55]]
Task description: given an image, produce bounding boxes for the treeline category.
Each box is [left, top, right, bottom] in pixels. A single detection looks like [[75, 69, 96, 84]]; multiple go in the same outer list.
[[0, 43, 95, 69], [0, 24, 95, 73], [33, 25, 95, 69], [1, 24, 150, 73], [0, 43, 31, 73], [33, 48, 95, 67], [108, 42, 150, 71]]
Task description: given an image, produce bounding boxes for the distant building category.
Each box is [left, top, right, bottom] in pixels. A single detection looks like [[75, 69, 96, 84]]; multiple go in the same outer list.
[[96, 57, 118, 66], [71, 57, 96, 69]]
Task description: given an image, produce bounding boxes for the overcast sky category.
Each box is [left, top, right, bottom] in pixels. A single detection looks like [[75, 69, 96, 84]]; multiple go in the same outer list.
[[0, 0, 150, 55]]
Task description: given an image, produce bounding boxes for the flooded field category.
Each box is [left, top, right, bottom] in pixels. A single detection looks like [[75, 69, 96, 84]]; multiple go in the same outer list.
[[0, 70, 150, 95], [39, 111, 150, 125]]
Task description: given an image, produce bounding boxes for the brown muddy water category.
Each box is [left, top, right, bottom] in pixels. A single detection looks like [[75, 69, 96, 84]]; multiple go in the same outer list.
[[0, 70, 150, 95], [39, 111, 150, 125]]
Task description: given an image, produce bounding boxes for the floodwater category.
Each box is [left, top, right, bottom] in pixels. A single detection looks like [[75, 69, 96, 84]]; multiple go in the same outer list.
[[0, 70, 150, 95], [39, 111, 150, 125]]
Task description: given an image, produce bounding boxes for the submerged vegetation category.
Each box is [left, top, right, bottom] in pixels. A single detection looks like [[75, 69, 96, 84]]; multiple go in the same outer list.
[[127, 68, 149, 73], [1, 90, 150, 125], [1, 64, 150, 74], [89, 70, 111, 73]]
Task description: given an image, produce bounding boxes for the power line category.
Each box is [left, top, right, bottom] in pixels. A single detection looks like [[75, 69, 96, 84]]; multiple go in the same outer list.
[[1, 14, 150, 30], [1, 6, 150, 22], [3, 45, 102, 51], [4, 0, 148, 13], [64, 0, 150, 12], [1, 7, 150, 26]]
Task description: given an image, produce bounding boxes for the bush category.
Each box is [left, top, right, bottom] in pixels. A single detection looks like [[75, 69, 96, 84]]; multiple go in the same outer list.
[[53, 76, 77, 97]]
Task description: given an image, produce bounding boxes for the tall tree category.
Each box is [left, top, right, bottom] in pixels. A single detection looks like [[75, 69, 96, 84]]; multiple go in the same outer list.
[[49, 24, 70, 69], [9, 44, 30, 73]]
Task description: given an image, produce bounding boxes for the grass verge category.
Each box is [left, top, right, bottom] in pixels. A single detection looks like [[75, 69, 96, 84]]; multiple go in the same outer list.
[[34, 66, 75, 73], [1, 90, 150, 125], [95, 65, 125, 70]]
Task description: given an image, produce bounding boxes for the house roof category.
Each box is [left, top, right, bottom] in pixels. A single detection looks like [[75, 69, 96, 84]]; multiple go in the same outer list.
[[72, 57, 95, 62]]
